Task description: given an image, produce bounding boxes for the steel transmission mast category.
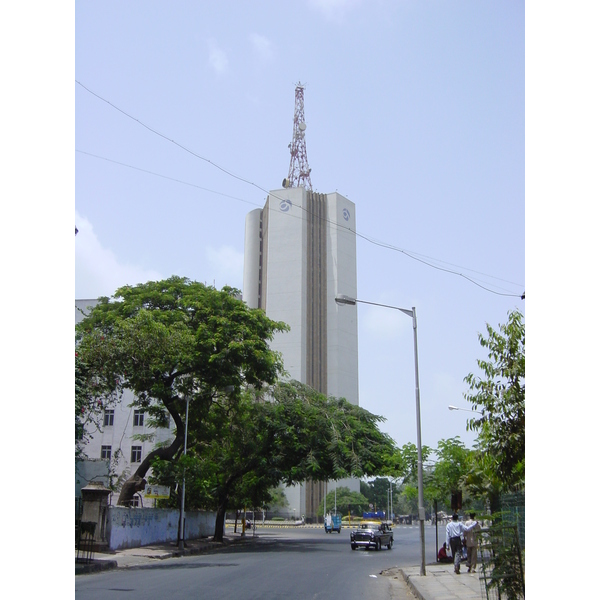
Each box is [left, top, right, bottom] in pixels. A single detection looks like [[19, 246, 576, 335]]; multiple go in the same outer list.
[[285, 82, 313, 191]]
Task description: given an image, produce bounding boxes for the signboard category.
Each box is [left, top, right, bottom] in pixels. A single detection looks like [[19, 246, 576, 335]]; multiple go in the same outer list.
[[144, 485, 170, 499]]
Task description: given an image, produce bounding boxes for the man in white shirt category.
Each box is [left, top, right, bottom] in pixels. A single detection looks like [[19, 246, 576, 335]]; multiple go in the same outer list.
[[464, 512, 482, 573], [446, 513, 480, 574]]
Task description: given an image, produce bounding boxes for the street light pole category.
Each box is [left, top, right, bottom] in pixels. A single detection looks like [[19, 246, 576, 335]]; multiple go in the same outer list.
[[335, 294, 426, 576], [178, 395, 190, 551], [404, 305, 426, 577]]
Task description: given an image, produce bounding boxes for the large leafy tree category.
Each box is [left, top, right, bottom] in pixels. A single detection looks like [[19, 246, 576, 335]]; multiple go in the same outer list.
[[464, 309, 525, 490], [152, 381, 397, 541], [75, 276, 288, 506]]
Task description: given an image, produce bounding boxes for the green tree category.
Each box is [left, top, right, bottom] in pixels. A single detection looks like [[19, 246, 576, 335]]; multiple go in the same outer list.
[[384, 442, 432, 517], [360, 477, 398, 515], [461, 439, 504, 514], [318, 486, 369, 517], [386, 442, 432, 483], [426, 437, 471, 510], [75, 276, 288, 506], [266, 486, 289, 511], [152, 381, 397, 541], [464, 309, 525, 490], [75, 349, 118, 459], [75, 351, 93, 459]]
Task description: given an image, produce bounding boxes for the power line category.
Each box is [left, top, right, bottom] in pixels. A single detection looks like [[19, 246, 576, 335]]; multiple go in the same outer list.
[[76, 150, 262, 208], [76, 81, 524, 298], [78, 148, 522, 298]]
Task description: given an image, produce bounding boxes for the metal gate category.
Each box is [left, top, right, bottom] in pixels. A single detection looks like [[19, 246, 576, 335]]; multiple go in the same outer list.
[[478, 524, 525, 599]]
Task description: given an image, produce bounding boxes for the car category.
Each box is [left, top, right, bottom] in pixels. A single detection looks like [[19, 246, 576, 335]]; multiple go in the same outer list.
[[350, 521, 394, 551]]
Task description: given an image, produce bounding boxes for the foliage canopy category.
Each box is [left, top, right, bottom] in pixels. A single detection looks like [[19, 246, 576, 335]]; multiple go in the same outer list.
[[151, 381, 397, 540], [464, 309, 525, 490], [75, 276, 289, 505]]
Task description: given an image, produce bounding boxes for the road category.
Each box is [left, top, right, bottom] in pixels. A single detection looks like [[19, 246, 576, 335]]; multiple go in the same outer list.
[[76, 524, 441, 600]]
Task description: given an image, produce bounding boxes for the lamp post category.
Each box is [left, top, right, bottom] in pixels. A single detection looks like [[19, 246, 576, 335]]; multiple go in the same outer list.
[[334, 484, 337, 515], [335, 294, 426, 576], [178, 395, 190, 551]]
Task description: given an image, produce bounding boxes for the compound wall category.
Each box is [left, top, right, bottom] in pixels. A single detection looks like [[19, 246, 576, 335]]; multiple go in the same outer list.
[[105, 506, 217, 550]]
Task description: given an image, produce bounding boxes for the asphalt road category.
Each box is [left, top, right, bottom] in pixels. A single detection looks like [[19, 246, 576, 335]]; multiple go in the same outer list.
[[76, 524, 441, 600]]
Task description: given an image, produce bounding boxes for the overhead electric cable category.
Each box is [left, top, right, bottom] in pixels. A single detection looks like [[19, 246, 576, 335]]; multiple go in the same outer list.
[[76, 150, 262, 207], [76, 81, 523, 298], [78, 147, 520, 296]]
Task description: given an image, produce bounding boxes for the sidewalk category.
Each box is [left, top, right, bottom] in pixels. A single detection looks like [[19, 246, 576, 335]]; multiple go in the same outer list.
[[392, 563, 483, 600], [76, 532, 251, 575]]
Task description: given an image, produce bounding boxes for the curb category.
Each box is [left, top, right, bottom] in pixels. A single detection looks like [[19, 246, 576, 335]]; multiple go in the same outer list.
[[398, 569, 426, 600], [76, 536, 254, 575], [75, 559, 118, 575]]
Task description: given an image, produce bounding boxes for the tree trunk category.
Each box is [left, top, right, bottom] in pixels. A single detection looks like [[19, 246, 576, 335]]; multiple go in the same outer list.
[[117, 397, 185, 506], [117, 436, 183, 505], [213, 503, 227, 542]]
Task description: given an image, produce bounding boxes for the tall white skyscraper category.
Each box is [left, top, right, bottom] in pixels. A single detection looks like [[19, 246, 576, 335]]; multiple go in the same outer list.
[[243, 185, 360, 520]]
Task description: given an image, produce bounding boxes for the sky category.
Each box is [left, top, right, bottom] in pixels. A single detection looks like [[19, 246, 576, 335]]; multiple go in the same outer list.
[[73, 0, 525, 453]]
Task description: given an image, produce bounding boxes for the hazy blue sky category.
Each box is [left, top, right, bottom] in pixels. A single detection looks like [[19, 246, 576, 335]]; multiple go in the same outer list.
[[74, 0, 525, 452]]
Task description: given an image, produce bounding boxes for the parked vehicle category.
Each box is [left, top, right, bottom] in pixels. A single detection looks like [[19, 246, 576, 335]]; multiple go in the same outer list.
[[350, 521, 394, 551], [324, 513, 342, 533]]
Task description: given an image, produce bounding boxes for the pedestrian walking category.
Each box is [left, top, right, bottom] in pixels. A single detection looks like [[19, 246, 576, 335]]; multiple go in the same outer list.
[[446, 513, 480, 574], [464, 512, 481, 573]]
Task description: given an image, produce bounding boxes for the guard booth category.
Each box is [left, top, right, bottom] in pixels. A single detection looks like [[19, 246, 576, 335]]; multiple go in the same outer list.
[[77, 482, 111, 559]]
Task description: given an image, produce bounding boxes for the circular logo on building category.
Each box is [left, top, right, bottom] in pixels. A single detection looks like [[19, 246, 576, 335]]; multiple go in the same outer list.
[[280, 199, 292, 212], [342, 208, 350, 221]]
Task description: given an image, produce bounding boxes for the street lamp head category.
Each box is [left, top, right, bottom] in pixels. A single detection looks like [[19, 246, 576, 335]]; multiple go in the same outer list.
[[448, 405, 483, 415], [335, 294, 356, 306]]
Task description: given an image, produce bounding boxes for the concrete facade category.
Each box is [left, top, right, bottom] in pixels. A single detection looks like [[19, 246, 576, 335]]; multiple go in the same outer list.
[[243, 187, 360, 520]]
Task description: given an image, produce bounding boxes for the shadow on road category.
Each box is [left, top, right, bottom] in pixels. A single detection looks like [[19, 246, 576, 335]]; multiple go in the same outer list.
[[128, 536, 333, 571]]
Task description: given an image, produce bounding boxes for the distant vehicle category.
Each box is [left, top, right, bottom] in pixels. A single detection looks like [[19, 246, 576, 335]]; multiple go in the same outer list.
[[350, 521, 394, 551], [362, 511, 386, 520], [324, 513, 342, 533]]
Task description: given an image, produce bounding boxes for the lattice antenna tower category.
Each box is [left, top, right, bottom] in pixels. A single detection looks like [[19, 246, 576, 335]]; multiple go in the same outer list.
[[285, 82, 313, 191]]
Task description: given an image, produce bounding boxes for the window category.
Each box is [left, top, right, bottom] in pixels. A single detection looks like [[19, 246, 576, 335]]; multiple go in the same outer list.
[[131, 446, 142, 463], [101, 445, 112, 460], [103, 409, 114, 427], [133, 410, 144, 427]]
